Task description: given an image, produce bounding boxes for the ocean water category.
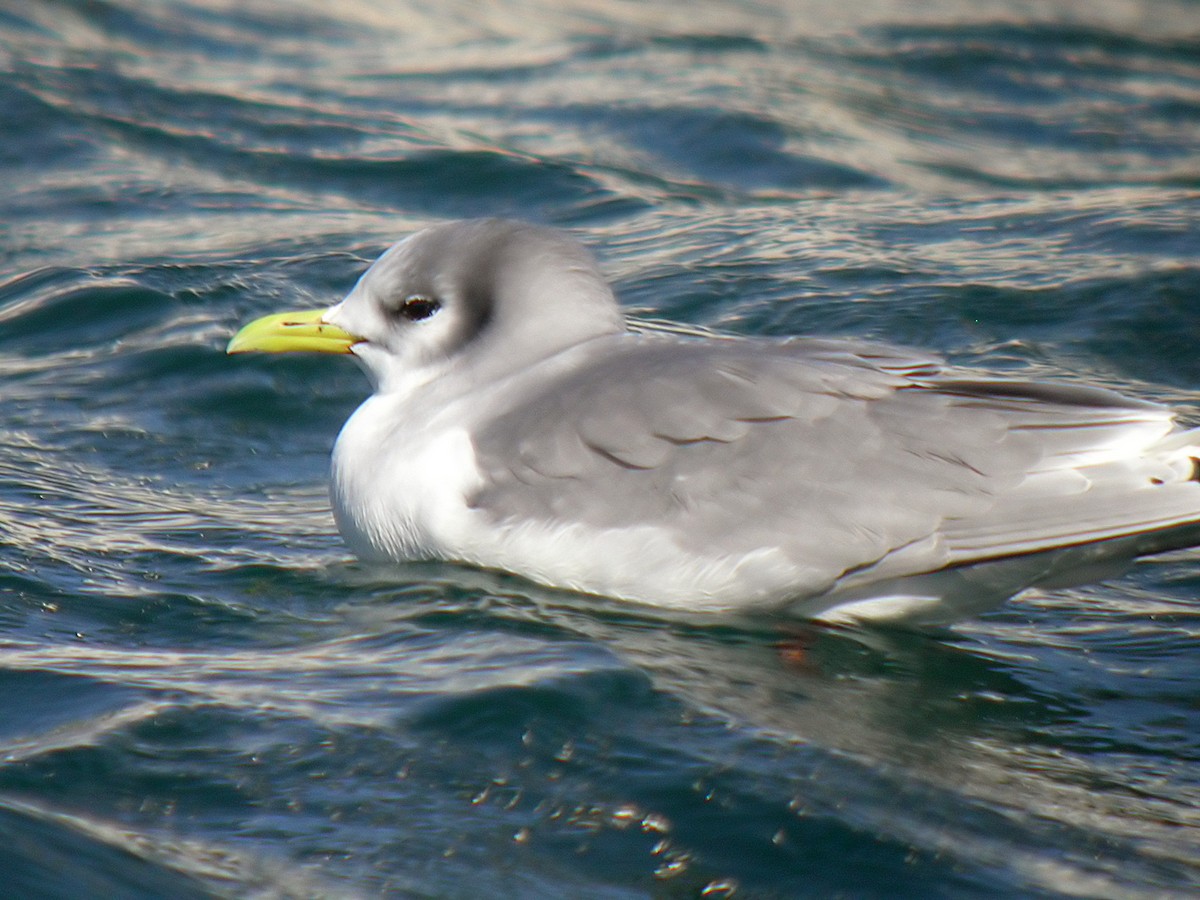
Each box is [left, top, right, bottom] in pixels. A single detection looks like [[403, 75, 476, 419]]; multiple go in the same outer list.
[[2, 0, 1200, 896]]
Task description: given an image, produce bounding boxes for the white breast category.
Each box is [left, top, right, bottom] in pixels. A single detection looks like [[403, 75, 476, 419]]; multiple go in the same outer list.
[[329, 390, 811, 610], [330, 393, 485, 563]]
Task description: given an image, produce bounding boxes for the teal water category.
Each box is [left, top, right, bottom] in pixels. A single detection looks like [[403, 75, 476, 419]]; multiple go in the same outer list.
[[2, 1, 1200, 896]]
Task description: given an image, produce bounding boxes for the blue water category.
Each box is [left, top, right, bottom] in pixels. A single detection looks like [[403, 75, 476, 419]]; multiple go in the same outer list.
[[2, 1, 1200, 896]]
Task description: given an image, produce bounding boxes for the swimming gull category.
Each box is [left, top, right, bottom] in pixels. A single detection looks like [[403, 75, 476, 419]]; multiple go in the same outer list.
[[228, 218, 1200, 625]]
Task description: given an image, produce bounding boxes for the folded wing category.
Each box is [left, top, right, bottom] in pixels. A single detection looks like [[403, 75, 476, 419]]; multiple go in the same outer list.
[[468, 335, 1200, 600]]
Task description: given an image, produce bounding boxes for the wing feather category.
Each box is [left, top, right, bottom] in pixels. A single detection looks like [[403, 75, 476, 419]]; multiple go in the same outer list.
[[469, 333, 1200, 598]]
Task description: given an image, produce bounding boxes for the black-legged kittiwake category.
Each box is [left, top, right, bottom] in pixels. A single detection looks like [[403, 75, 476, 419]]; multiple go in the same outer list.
[[229, 218, 1200, 625]]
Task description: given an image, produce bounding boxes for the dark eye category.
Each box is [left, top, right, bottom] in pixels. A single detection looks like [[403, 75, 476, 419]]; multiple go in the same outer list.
[[399, 295, 441, 321]]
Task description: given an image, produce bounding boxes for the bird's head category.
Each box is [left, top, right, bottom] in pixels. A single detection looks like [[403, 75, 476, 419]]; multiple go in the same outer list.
[[228, 219, 624, 393]]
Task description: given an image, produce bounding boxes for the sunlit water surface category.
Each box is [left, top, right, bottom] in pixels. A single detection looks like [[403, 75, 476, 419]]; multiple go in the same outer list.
[[2, 1, 1199, 896]]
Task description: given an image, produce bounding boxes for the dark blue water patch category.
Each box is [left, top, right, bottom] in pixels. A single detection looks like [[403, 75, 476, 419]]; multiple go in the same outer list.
[[866, 21, 1200, 76], [0, 273, 176, 356], [861, 641, 1077, 737], [0, 703, 295, 815], [920, 103, 1197, 164], [547, 192, 657, 229], [397, 668, 1019, 896], [0, 555, 217, 648], [988, 619, 1200, 764], [849, 22, 1200, 104], [256, 78, 884, 202], [1048, 704, 1200, 763], [1071, 201, 1200, 261], [200, 357, 363, 448], [822, 23, 1200, 189], [0, 5, 53, 36], [0, 83, 98, 172], [114, 344, 363, 441], [641, 785, 990, 897], [0, 549, 123, 619], [399, 681, 729, 887], [568, 158, 735, 208], [227, 719, 616, 896], [1082, 267, 1200, 386], [0, 262, 368, 447], [928, 281, 1098, 334], [570, 105, 889, 193], [861, 198, 1108, 248], [152, 0, 360, 49], [114, 342, 267, 394], [732, 267, 1200, 372], [0, 798, 217, 900], [581, 32, 773, 59], [199, 135, 609, 218], [251, 148, 616, 219], [661, 275, 965, 352], [5, 575, 308, 651], [18, 58, 419, 157], [363, 31, 771, 90], [26, 0, 356, 60], [409, 668, 658, 742], [399, 600, 609, 648], [922, 161, 1199, 192], [617, 263, 793, 327], [214, 560, 390, 609], [0, 669, 143, 744], [0, 179, 273, 231], [0, 265, 83, 311], [85, 248, 366, 319], [36, 0, 221, 55], [12, 61, 618, 218], [0, 570, 69, 632], [251, 247, 375, 300]]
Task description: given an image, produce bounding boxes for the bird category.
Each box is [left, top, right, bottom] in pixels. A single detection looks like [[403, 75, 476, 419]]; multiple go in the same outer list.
[[228, 218, 1200, 626]]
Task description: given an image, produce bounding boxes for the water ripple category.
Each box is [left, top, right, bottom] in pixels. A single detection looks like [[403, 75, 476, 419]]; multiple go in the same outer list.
[[2, 0, 1199, 895]]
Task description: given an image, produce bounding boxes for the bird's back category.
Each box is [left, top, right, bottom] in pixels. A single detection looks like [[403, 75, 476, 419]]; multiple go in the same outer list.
[[465, 333, 1200, 621]]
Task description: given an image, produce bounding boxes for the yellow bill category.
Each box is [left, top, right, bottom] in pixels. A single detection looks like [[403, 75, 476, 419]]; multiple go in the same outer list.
[[227, 309, 359, 355]]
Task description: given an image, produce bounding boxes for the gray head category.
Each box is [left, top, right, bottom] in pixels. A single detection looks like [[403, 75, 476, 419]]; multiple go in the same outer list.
[[325, 219, 625, 392]]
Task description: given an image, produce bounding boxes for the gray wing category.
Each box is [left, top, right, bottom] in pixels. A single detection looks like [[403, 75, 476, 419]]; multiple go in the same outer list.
[[469, 335, 1198, 597]]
